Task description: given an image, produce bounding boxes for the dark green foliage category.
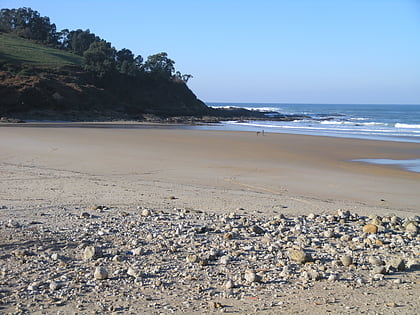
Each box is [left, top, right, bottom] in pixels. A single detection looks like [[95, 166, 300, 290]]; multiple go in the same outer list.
[[115, 48, 140, 76], [66, 29, 99, 55], [0, 7, 57, 44], [83, 41, 116, 77], [143, 52, 175, 79], [1, 7, 192, 81]]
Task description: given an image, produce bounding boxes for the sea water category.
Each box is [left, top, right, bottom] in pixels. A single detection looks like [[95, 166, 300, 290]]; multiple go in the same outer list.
[[206, 103, 420, 173], [208, 103, 420, 143]]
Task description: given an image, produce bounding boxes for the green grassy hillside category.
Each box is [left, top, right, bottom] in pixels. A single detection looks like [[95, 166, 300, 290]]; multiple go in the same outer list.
[[0, 33, 82, 66]]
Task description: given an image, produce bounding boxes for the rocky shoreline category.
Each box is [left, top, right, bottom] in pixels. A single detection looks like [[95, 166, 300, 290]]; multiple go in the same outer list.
[[1, 205, 418, 314]]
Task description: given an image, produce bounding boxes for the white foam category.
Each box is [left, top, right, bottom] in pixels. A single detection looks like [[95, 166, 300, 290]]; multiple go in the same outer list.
[[395, 123, 420, 129]]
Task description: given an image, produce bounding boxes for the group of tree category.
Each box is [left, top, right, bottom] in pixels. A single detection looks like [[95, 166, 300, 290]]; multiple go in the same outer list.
[[0, 7, 192, 81]]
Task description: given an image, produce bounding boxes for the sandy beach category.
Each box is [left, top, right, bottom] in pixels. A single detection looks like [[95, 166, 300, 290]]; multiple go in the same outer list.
[[0, 124, 419, 314], [1, 124, 419, 216]]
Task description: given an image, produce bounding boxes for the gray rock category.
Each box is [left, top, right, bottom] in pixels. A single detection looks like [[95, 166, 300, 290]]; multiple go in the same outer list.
[[340, 255, 353, 267], [186, 254, 199, 263], [127, 266, 142, 278], [220, 255, 230, 265], [288, 249, 313, 264], [141, 209, 151, 217], [372, 266, 386, 275], [405, 222, 418, 233], [368, 256, 385, 266], [94, 267, 108, 280], [83, 246, 102, 260], [250, 225, 265, 235], [224, 279, 234, 289], [49, 281, 62, 291], [244, 269, 262, 283], [131, 247, 144, 255], [388, 258, 405, 271]]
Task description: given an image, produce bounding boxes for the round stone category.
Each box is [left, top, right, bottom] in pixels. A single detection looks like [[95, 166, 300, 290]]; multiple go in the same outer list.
[[244, 269, 261, 283], [83, 246, 102, 260], [186, 254, 199, 263], [132, 247, 144, 255], [405, 222, 418, 233], [220, 255, 230, 265], [368, 256, 385, 266], [362, 224, 378, 234], [225, 279, 234, 289], [94, 267, 108, 280], [141, 209, 151, 217], [288, 249, 313, 264], [340, 255, 353, 266]]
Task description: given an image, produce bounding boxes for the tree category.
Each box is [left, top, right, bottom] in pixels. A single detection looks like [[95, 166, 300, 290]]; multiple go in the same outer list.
[[134, 55, 143, 69], [0, 9, 14, 32], [83, 40, 116, 77], [0, 7, 58, 43], [143, 52, 175, 78], [68, 29, 98, 55], [57, 29, 70, 49]]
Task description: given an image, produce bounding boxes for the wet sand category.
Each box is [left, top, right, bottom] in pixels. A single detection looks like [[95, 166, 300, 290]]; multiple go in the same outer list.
[[0, 124, 419, 216]]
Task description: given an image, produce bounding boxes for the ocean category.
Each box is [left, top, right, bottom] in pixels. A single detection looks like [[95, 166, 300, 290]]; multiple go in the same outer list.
[[207, 103, 420, 144], [204, 103, 420, 173]]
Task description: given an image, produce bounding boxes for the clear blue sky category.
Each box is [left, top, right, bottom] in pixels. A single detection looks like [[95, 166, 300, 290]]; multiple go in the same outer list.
[[2, 0, 420, 104]]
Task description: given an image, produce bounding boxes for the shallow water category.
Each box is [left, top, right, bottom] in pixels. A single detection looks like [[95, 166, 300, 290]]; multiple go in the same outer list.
[[352, 159, 420, 173]]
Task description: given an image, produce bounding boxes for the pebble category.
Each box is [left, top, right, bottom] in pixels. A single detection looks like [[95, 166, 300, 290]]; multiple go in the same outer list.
[[405, 222, 418, 233], [1, 207, 418, 313], [132, 247, 144, 255], [94, 267, 108, 280], [220, 255, 230, 265], [340, 255, 353, 267], [244, 269, 262, 283], [288, 249, 313, 264], [83, 246, 102, 260], [49, 281, 61, 291], [368, 256, 384, 266], [224, 279, 234, 289], [186, 254, 199, 263], [362, 224, 378, 234], [141, 209, 151, 217], [388, 258, 405, 271]]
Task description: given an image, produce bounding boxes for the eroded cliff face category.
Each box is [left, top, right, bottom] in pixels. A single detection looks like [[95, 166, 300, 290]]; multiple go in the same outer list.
[[0, 64, 211, 121]]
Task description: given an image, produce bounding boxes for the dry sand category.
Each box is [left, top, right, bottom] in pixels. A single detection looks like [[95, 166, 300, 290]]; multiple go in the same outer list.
[[0, 124, 419, 314]]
